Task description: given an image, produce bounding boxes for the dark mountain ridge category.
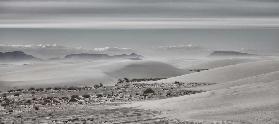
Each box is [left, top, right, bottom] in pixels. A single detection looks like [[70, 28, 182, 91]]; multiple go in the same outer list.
[[0, 51, 38, 61], [64, 53, 143, 60], [209, 51, 256, 57]]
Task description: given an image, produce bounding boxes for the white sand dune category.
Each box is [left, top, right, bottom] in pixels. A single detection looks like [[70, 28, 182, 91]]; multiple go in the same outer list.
[[196, 71, 279, 91], [158, 60, 279, 84], [126, 79, 279, 123], [163, 57, 259, 70], [105, 61, 188, 79], [0, 60, 187, 87], [0, 60, 112, 87], [187, 58, 257, 70], [125, 60, 279, 123]]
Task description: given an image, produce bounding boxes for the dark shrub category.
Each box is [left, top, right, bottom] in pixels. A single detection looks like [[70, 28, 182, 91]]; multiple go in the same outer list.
[[34, 106, 39, 110], [82, 94, 91, 98], [61, 96, 69, 101], [16, 89, 23, 92], [117, 79, 124, 84], [1, 98, 11, 107], [71, 95, 79, 99], [8, 89, 15, 93], [123, 78, 129, 83], [174, 81, 180, 84], [96, 94, 103, 98], [25, 100, 32, 105], [45, 87, 52, 90], [28, 87, 35, 91], [14, 93, 20, 97], [174, 81, 183, 86], [69, 95, 79, 102], [94, 84, 100, 89], [69, 98, 78, 102], [93, 83, 103, 89], [68, 87, 78, 91], [99, 83, 103, 87], [166, 92, 171, 96], [35, 88, 44, 92], [54, 87, 62, 91], [43, 98, 51, 105], [143, 88, 155, 95]]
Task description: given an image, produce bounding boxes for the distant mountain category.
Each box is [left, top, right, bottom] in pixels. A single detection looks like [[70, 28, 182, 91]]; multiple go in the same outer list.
[[0, 51, 38, 61], [65, 53, 110, 59], [0, 44, 137, 59], [113, 53, 143, 59], [209, 51, 255, 57], [65, 53, 143, 60]]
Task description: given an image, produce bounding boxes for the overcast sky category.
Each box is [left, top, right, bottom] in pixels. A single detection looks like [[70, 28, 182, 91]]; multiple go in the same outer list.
[[0, 0, 279, 55], [1, 0, 279, 28]]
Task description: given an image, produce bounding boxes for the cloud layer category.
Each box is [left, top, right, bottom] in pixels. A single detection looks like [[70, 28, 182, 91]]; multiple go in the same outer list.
[[0, 0, 279, 28]]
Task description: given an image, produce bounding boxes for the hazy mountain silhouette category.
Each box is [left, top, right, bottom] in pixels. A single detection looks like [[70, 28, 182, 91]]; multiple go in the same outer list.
[[209, 51, 255, 57], [0, 51, 38, 61], [64, 53, 142, 60]]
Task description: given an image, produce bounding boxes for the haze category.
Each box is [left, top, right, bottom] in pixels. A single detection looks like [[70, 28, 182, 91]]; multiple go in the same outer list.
[[1, 1, 279, 123]]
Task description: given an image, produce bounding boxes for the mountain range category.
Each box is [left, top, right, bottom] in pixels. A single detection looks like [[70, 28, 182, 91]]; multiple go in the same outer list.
[[209, 51, 255, 57], [0, 44, 136, 59], [65, 53, 142, 60], [0, 51, 38, 61], [0, 51, 143, 61]]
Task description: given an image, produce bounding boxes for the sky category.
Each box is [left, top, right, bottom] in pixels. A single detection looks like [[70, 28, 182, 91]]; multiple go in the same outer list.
[[0, 0, 279, 29], [0, 0, 279, 55]]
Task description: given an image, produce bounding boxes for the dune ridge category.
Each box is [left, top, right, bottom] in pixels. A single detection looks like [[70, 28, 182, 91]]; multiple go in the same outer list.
[[125, 60, 279, 124], [158, 60, 279, 84]]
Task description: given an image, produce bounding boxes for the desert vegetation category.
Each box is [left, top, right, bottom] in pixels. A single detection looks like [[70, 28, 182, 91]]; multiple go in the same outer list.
[[0, 78, 208, 123]]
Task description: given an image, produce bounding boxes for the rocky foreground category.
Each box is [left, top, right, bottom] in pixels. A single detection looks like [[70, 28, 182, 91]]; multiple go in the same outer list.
[[0, 79, 211, 124]]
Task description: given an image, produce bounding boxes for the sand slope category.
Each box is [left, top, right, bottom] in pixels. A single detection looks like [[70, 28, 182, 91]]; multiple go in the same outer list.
[[0, 60, 187, 87], [187, 58, 257, 70], [0, 61, 112, 87], [126, 80, 279, 123], [160, 60, 279, 84], [126, 60, 279, 123], [197, 71, 279, 91]]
